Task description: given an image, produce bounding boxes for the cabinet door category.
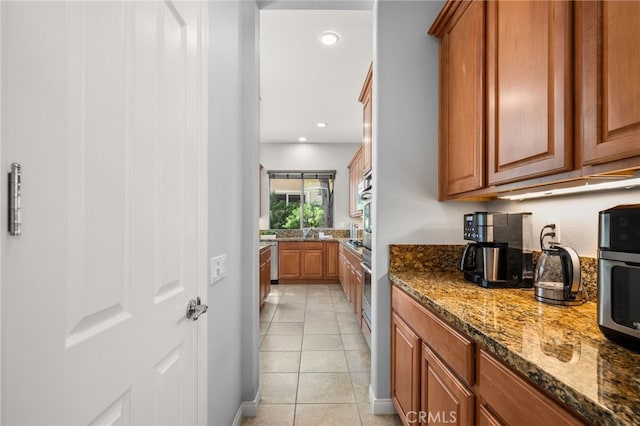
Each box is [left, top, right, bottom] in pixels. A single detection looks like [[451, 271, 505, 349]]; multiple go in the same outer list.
[[391, 312, 421, 425], [301, 249, 324, 280], [324, 242, 339, 279], [349, 146, 363, 218], [338, 249, 347, 293], [487, 1, 573, 184], [477, 350, 583, 426], [360, 64, 373, 175], [438, 0, 485, 197], [353, 266, 363, 324], [421, 344, 474, 426], [477, 402, 504, 426], [279, 249, 301, 280], [578, 1, 640, 165]]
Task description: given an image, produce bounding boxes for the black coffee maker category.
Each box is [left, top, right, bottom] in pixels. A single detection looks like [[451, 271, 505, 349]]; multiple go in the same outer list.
[[461, 212, 534, 288]]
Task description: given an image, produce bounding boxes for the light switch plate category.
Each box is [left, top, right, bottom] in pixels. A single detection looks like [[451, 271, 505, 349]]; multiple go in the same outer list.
[[210, 254, 227, 285]]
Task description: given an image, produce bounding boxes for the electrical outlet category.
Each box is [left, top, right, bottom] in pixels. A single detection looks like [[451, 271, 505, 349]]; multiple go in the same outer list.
[[548, 218, 561, 244], [210, 254, 227, 285]]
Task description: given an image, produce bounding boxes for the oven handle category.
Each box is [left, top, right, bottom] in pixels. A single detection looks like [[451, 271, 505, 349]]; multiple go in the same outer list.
[[360, 262, 372, 275]]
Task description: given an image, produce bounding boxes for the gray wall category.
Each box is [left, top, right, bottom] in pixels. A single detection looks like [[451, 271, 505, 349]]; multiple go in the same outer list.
[[371, 0, 483, 409], [259, 142, 362, 229], [208, 2, 260, 424]]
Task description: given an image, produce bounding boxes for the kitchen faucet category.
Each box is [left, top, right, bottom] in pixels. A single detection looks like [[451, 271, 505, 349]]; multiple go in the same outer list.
[[302, 227, 314, 238]]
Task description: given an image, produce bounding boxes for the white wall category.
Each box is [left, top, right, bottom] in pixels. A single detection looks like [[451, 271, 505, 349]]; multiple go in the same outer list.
[[370, 0, 484, 409], [260, 142, 363, 229], [208, 2, 260, 424], [493, 189, 640, 257]]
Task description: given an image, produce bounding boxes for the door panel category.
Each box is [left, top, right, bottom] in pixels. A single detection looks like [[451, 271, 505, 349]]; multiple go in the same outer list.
[[66, 0, 131, 349], [579, 1, 640, 164], [1, 2, 206, 424], [487, 0, 573, 184]]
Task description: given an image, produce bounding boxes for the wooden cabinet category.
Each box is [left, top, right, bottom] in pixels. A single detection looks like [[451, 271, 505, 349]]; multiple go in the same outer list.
[[324, 241, 339, 279], [279, 246, 302, 280], [359, 64, 373, 175], [486, 0, 573, 185], [259, 247, 271, 308], [430, 0, 485, 198], [477, 350, 583, 426], [391, 284, 585, 426], [348, 146, 363, 218], [577, 1, 640, 167], [422, 344, 474, 425], [338, 243, 364, 323], [301, 248, 324, 279], [278, 241, 338, 284], [351, 264, 362, 319], [391, 312, 420, 425]]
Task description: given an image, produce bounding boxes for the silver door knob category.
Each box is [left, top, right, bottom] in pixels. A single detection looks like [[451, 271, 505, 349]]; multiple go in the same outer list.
[[186, 297, 208, 321]]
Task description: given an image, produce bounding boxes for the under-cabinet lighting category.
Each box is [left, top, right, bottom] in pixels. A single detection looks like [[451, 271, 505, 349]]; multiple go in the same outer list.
[[316, 122, 327, 128], [298, 137, 307, 142], [498, 177, 640, 201]]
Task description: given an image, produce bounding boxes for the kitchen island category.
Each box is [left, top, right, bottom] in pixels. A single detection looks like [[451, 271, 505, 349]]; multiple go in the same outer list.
[[389, 252, 640, 425]]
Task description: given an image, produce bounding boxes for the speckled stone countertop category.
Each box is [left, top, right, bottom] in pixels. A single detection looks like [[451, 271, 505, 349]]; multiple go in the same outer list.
[[389, 245, 640, 425]]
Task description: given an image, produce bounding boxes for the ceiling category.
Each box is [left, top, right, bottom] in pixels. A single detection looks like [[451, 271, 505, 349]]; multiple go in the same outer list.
[[260, 9, 373, 144]]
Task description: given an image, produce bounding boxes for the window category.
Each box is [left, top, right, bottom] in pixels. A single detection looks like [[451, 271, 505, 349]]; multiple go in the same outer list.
[[268, 170, 335, 229]]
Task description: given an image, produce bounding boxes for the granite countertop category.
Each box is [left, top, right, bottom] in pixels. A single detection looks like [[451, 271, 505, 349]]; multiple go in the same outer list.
[[339, 238, 364, 258], [389, 270, 640, 425]]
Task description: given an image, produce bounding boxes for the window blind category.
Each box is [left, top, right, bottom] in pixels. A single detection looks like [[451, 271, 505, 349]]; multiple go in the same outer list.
[[267, 170, 336, 180]]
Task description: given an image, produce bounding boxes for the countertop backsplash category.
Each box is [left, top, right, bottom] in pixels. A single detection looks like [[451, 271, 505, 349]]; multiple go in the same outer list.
[[260, 228, 352, 239], [389, 244, 598, 303]]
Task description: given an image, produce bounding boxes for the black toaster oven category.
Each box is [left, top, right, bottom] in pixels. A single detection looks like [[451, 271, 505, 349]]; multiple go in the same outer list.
[[598, 204, 640, 350]]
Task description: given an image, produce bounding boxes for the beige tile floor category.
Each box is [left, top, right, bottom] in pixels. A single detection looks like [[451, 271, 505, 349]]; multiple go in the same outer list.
[[243, 284, 403, 426]]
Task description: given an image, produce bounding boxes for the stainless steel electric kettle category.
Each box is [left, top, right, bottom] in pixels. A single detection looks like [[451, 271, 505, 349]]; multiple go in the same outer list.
[[534, 242, 587, 306]]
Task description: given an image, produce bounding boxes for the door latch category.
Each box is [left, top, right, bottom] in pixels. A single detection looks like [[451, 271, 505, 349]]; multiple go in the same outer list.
[[186, 297, 208, 321], [8, 163, 21, 236]]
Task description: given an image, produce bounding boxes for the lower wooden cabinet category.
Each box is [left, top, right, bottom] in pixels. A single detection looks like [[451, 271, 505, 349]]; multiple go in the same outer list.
[[391, 312, 420, 425], [391, 284, 586, 426], [338, 243, 364, 323], [324, 241, 339, 279], [278, 241, 339, 284], [259, 247, 271, 308], [477, 350, 583, 426], [422, 344, 474, 425]]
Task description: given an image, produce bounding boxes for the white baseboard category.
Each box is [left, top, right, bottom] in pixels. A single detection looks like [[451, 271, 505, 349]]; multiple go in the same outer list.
[[231, 385, 261, 426], [369, 385, 397, 415]]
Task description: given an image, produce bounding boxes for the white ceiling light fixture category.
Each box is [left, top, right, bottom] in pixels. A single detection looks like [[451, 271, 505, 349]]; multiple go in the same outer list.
[[319, 31, 340, 46], [298, 137, 307, 142], [316, 122, 328, 128]]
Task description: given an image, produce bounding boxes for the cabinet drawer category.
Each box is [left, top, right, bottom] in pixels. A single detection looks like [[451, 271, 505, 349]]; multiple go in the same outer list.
[[391, 285, 474, 386], [477, 349, 584, 426], [279, 241, 324, 250]]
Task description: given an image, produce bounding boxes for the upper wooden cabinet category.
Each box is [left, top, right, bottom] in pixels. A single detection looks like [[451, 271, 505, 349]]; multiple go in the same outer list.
[[348, 146, 363, 217], [577, 1, 640, 166], [430, 0, 485, 198], [359, 64, 373, 175], [432, 0, 640, 198], [486, 0, 573, 185]]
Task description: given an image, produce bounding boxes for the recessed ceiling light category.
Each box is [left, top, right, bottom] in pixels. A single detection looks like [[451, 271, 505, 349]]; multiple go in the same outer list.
[[316, 122, 328, 128], [319, 31, 340, 46], [298, 137, 307, 142]]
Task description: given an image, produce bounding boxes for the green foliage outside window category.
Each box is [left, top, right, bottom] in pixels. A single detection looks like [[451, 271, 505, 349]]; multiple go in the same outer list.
[[270, 192, 325, 229]]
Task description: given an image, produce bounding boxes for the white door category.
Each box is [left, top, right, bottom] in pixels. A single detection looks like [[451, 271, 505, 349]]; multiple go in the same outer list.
[[1, 1, 208, 425]]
